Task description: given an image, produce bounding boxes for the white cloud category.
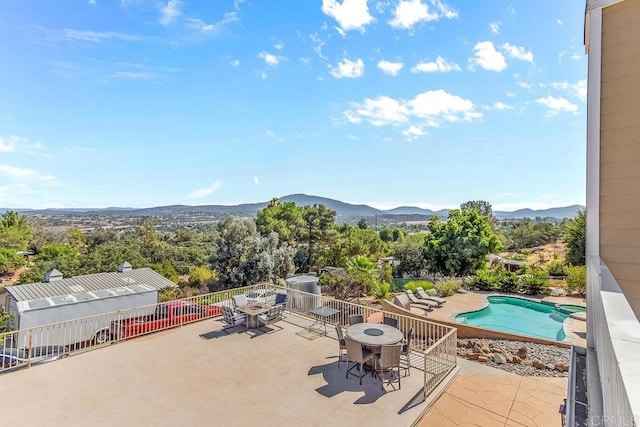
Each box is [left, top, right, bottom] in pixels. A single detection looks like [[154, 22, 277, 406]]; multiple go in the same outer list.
[[346, 134, 360, 141], [516, 81, 532, 89], [485, 102, 513, 111], [0, 136, 44, 154], [489, 21, 501, 34], [257, 70, 268, 79], [389, 0, 438, 29], [112, 71, 155, 79], [322, 0, 374, 32], [62, 29, 141, 43], [185, 12, 238, 33], [259, 51, 280, 67], [253, 176, 260, 184], [502, 43, 534, 63], [345, 89, 481, 138], [310, 34, 327, 60], [330, 58, 365, 78], [551, 79, 587, 102], [159, 0, 183, 26], [89, 0, 96, 4], [432, 0, 458, 19], [231, 59, 240, 67], [557, 18, 563, 26], [265, 130, 284, 141], [0, 164, 56, 183], [377, 60, 404, 76], [506, 91, 516, 98], [468, 41, 507, 71], [571, 53, 582, 61], [274, 41, 284, 50], [536, 96, 578, 117], [411, 56, 460, 73], [188, 181, 222, 198]]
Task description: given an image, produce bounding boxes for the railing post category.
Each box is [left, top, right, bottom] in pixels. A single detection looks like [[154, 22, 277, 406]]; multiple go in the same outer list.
[[27, 329, 33, 368]]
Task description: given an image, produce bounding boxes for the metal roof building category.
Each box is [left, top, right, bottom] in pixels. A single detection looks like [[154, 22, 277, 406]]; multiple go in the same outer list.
[[4, 265, 177, 303]]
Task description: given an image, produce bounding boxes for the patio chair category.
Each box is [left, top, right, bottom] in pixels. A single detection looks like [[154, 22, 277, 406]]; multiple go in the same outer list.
[[349, 314, 364, 325], [273, 293, 288, 307], [416, 287, 446, 306], [404, 290, 438, 309], [382, 316, 398, 328], [257, 304, 285, 331], [376, 344, 402, 390], [335, 322, 347, 366], [221, 306, 246, 332], [401, 327, 414, 376], [232, 294, 249, 309], [345, 337, 375, 385]]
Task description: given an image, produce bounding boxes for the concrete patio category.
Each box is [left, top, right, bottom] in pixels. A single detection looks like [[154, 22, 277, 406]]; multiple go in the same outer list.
[[0, 313, 434, 426]]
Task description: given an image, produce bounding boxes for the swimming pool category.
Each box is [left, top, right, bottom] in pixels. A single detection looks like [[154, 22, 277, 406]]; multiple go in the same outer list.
[[455, 296, 570, 341]]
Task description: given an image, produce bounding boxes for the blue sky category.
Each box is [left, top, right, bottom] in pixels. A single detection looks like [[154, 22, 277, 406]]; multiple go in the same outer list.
[[0, 0, 587, 211]]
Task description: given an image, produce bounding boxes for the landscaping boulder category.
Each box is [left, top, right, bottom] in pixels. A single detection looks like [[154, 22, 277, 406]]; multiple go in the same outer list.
[[492, 353, 507, 364], [477, 355, 489, 363], [516, 346, 528, 359], [511, 355, 522, 364], [532, 360, 547, 370], [466, 340, 476, 349], [555, 362, 568, 372]]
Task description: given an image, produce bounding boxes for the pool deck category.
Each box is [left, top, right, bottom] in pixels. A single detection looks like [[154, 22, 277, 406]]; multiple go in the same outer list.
[[424, 291, 587, 347]]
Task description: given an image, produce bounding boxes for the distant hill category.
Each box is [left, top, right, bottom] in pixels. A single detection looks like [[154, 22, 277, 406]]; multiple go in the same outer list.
[[2, 195, 584, 220]]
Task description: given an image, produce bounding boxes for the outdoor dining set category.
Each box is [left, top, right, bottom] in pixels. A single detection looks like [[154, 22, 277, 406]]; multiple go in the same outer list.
[[221, 292, 288, 332], [336, 314, 413, 391]]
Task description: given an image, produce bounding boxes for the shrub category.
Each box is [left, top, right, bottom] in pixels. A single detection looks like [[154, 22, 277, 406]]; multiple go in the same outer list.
[[520, 249, 532, 256], [520, 270, 549, 295], [469, 269, 499, 291], [372, 282, 391, 300], [404, 280, 435, 293], [566, 266, 586, 296], [546, 260, 567, 277], [435, 278, 462, 297], [498, 272, 520, 293]]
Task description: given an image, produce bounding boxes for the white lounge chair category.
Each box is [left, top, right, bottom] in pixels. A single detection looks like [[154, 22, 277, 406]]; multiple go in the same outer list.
[[416, 287, 446, 306], [404, 290, 438, 309]]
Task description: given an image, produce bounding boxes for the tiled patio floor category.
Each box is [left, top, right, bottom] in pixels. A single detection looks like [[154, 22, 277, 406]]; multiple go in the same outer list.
[[418, 372, 567, 427]]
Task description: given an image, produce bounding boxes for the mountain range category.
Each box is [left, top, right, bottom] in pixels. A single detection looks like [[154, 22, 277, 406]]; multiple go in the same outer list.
[[1, 194, 584, 220]]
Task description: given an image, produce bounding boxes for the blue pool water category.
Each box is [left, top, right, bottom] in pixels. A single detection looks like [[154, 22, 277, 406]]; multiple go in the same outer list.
[[455, 296, 570, 341]]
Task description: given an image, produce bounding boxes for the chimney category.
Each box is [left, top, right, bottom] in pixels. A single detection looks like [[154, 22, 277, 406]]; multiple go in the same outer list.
[[118, 262, 133, 273], [45, 269, 63, 283]]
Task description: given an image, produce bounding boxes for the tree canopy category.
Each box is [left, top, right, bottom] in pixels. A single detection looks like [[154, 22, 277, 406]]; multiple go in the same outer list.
[[424, 209, 500, 276], [564, 210, 586, 266]]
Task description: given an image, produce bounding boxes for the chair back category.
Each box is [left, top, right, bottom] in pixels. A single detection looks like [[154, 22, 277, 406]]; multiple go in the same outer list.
[[221, 306, 235, 324], [349, 314, 363, 325], [382, 316, 398, 328], [335, 322, 344, 341], [345, 337, 366, 363], [232, 294, 248, 308], [267, 304, 284, 322], [403, 327, 414, 353], [404, 290, 418, 302], [416, 287, 428, 298], [379, 344, 402, 369], [275, 293, 288, 306]]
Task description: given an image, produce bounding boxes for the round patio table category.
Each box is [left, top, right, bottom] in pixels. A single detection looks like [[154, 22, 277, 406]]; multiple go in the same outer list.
[[345, 322, 403, 347]]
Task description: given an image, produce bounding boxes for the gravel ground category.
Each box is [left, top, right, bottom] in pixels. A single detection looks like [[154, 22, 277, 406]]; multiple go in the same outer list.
[[457, 338, 571, 377]]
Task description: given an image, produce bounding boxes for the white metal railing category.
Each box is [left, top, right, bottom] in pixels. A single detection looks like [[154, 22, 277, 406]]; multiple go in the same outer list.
[[0, 283, 457, 400], [584, 257, 640, 427]]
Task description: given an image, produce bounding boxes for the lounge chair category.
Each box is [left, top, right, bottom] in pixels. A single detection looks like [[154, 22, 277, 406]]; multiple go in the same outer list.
[[416, 287, 446, 306], [257, 304, 284, 331], [404, 290, 438, 309], [221, 306, 246, 332], [232, 294, 249, 308]]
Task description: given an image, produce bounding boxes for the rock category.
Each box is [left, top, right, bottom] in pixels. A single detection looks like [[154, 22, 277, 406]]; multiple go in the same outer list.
[[472, 345, 484, 354], [511, 355, 522, 364], [516, 346, 528, 359], [466, 340, 475, 349], [555, 362, 568, 372], [532, 360, 547, 370], [480, 342, 491, 353], [467, 353, 481, 360], [492, 353, 507, 364], [477, 355, 489, 363], [548, 287, 568, 297], [546, 364, 555, 370], [523, 360, 533, 367], [492, 347, 507, 355]]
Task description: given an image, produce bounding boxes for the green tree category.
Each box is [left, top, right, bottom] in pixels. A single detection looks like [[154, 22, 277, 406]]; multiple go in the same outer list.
[[0, 211, 33, 250], [565, 210, 586, 266], [460, 200, 493, 217], [255, 199, 304, 245], [393, 234, 427, 278], [188, 266, 218, 289], [0, 248, 26, 274], [300, 204, 337, 271], [424, 209, 500, 276]]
